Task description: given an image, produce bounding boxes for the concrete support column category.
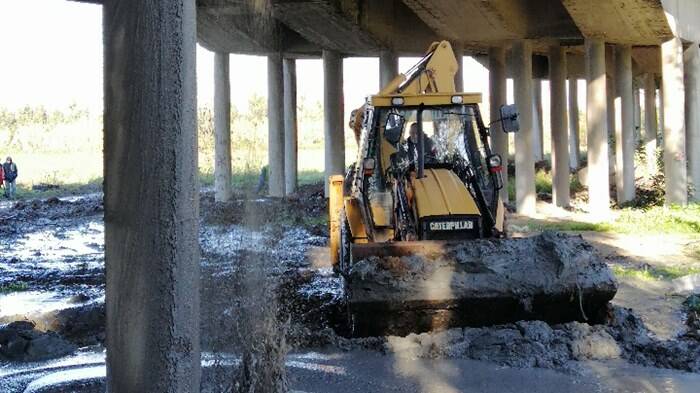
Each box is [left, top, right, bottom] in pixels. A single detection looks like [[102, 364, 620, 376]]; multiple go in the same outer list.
[[379, 50, 399, 88], [585, 39, 611, 216], [103, 0, 200, 391], [614, 45, 635, 203], [489, 46, 509, 203], [453, 42, 464, 92], [606, 47, 616, 164], [268, 53, 285, 197], [634, 83, 642, 143], [661, 37, 688, 206], [643, 73, 658, 174], [549, 45, 570, 207], [214, 52, 232, 202], [533, 79, 544, 161], [512, 40, 536, 215], [284, 58, 298, 195], [685, 43, 700, 201], [323, 50, 345, 196], [568, 78, 580, 170]]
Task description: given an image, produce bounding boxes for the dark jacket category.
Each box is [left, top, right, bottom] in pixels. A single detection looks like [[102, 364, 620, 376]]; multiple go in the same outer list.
[[3, 162, 17, 182]]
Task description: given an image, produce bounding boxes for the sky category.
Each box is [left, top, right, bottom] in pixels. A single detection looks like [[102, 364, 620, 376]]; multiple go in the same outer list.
[[0, 0, 490, 114]]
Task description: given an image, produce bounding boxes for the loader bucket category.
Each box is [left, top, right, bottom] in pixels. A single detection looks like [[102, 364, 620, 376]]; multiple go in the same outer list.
[[344, 231, 617, 337]]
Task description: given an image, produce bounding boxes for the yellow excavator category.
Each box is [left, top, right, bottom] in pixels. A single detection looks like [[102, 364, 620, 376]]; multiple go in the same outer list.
[[329, 41, 617, 337]]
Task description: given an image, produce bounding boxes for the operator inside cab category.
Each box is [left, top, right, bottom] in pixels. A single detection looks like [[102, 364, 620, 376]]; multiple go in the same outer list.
[[403, 122, 437, 167]]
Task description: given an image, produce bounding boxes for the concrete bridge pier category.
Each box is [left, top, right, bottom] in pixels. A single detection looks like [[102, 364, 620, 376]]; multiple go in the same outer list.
[[614, 45, 635, 204], [644, 73, 658, 174], [606, 47, 616, 170], [379, 50, 398, 88], [661, 37, 688, 206], [568, 77, 581, 170], [103, 0, 201, 391], [686, 43, 700, 201], [214, 52, 233, 202], [513, 40, 536, 215], [284, 58, 298, 195], [586, 38, 611, 217], [489, 46, 509, 204], [323, 49, 345, 196], [268, 53, 286, 197], [533, 79, 544, 161], [453, 42, 464, 92], [549, 44, 570, 208]]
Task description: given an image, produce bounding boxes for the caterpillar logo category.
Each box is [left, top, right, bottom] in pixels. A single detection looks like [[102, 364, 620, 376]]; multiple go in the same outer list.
[[429, 220, 474, 231]]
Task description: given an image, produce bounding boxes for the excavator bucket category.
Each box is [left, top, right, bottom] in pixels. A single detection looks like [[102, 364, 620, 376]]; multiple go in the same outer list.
[[344, 232, 617, 337]]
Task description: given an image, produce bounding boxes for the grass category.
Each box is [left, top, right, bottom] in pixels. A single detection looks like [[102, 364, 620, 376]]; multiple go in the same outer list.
[[199, 169, 324, 192], [526, 204, 700, 235], [507, 169, 584, 202], [611, 265, 700, 281], [0, 282, 29, 293]]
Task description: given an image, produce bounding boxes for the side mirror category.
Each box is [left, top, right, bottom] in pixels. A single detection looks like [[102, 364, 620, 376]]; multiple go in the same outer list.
[[384, 113, 405, 144], [499, 104, 520, 133]]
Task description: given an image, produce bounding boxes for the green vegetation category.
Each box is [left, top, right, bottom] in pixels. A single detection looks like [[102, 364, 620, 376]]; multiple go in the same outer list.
[[0, 281, 29, 293], [611, 264, 700, 281], [0, 96, 343, 200], [507, 169, 584, 202], [527, 203, 700, 235], [684, 294, 700, 313]]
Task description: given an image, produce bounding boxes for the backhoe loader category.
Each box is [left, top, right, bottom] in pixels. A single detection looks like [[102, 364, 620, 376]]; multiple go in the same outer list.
[[329, 41, 617, 337]]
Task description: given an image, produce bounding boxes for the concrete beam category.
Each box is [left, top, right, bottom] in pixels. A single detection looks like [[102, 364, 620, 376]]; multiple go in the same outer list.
[[644, 73, 658, 174], [323, 50, 345, 196], [379, 50, 399, 89], [561, 0, 672, 45], [284, 58, 298, 195], [685, 43, 700, 201], [214, 52, 233, 202], [272, 0, 381, 55], [489, 46, 509, 204], [401, 0, 580, 43], [513, 40, 536, 215], [661, 37, 688, 206], [614, 45, 636, 204], [568, 78, 581, 170], [103, 0, 200, 391], [268, 53, 285, 197], [550, 45, 570, 208], [586, 38, 611, 216], [197, 0, 283, 54], [661, 0, 700, 43]]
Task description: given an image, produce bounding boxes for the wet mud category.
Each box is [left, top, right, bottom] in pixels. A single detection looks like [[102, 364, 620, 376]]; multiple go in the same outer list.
[[0, 186, 699, 392]]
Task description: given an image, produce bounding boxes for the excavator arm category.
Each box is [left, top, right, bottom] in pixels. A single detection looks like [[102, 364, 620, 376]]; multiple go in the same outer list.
[[379, 41, 459, 96]]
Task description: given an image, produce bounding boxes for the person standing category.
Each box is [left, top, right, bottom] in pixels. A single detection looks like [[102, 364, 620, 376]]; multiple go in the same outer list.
[[3, 157, 18, 198]]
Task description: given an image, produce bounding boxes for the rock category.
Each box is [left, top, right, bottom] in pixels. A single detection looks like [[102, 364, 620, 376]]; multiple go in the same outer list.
[[0, 320, 76, 361], [68, 293, 91, 304], [672, 274, 700, 295], [570, 327, 621, 360]]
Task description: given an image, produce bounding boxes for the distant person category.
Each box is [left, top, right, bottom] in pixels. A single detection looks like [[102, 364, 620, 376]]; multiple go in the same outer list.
[[0, 162, 4, 192], [3, 157, 18, 198]]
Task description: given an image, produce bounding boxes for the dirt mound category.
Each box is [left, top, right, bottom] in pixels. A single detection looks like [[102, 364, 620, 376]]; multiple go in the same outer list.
[[0, 321, 76, 362], [347, 232, 617, 336]]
